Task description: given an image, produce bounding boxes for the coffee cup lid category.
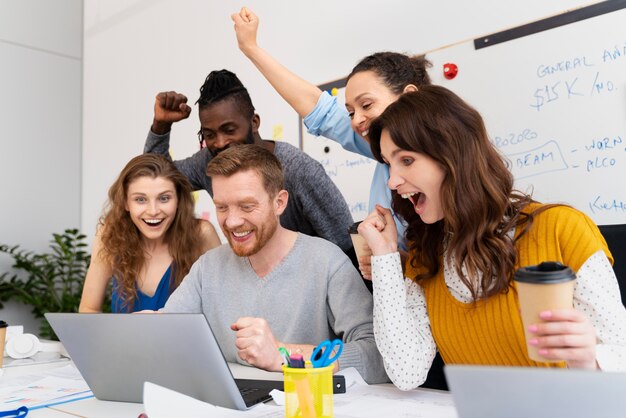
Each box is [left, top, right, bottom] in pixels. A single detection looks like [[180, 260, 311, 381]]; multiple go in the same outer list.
[[514, 261, 576, 284], [348, 221, 363, 234]]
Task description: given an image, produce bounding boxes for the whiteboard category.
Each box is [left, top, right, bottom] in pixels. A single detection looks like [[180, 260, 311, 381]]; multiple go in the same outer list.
[[426, 2, 626, 225], [301, 2, 626, 226]]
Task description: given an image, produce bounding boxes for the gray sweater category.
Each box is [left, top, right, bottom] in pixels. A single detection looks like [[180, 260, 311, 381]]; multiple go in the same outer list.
[[144, 131, 354, 251], [162, 233, 388, 384]]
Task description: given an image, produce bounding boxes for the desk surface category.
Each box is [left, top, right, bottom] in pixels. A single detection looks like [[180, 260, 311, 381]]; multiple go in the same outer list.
[[2, 359, 69, 376], [2, 361, 456, 418], [1, 361, 284, 417]]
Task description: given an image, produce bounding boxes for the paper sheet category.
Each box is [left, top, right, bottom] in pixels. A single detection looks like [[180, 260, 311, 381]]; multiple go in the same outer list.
[[333, 383, 457, 418], [143, 382, 284, 418], [144, 368, 458, 418], [0, 364, 85, 390], [0, 375, 93, 410]]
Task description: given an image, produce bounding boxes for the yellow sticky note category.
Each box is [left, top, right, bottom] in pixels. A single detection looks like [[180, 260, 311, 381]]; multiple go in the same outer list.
[[272, 124, 284, 141]]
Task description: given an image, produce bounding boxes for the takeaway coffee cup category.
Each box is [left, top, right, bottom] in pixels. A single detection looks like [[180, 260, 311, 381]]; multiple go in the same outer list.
[[348, 221, 372, 264], [514, 261, 576, 362], [0, 321, 7, 368]]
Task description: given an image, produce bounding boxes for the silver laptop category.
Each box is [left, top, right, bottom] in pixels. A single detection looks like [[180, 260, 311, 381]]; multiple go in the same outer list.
[[444, 365, 626, 418], [45, 313, 283, 410]]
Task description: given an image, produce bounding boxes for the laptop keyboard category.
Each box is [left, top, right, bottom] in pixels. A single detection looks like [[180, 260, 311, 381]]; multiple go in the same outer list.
[[236, 380, 282, 407], [240, 387, 271, 407], [239, 387, 260, 397]]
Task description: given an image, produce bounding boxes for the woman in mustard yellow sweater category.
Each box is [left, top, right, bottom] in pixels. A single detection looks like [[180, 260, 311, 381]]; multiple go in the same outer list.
[[358, 85, 626, 390]]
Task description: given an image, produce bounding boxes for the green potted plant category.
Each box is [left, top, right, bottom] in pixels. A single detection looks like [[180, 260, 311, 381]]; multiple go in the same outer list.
[[0, 229, 110, 339]]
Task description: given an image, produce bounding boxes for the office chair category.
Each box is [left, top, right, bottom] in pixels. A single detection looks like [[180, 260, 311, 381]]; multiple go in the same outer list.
[[598, 224, 626, 307], [422, 351, 448, 390]]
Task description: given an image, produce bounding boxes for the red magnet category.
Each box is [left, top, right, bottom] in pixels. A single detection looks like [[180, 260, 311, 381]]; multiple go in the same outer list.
[[443, 63, 458, 80]]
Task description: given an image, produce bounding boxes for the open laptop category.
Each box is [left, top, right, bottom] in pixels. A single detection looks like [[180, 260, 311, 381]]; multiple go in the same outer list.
[[444, 365, 626, 418], [45, 313, 283, 410]]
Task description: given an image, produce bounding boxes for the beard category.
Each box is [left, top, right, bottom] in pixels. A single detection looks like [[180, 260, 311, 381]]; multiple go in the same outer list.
[[243, 127, 255, 145], [225, 214, 278, 257], [212, 126, 256, 156]]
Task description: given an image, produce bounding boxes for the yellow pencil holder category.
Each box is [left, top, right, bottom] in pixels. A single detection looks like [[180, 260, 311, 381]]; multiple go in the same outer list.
[[282, 362, 334, 418]]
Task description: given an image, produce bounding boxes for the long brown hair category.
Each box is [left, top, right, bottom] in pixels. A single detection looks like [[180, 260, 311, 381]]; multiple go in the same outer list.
[[370, 86, 547, 300], [99, 154, 204, 309]]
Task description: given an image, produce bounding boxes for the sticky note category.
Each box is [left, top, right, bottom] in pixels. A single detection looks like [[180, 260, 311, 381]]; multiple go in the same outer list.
[[272, 124, 284, 141]]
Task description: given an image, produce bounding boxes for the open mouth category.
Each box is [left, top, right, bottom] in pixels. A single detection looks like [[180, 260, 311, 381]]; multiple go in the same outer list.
[[232, 230, 253, 240], [233, 230, 251, 237], [401, 192, 426, 214], [143, 219, 164, 227]]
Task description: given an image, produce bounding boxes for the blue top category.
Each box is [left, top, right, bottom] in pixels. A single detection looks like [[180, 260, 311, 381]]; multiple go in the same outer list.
[[304, 91, 407, 250], [111, 264, 174, 313]]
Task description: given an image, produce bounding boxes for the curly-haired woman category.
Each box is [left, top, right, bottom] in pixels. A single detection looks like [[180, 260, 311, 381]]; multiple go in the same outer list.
[[79, 154, 220, 313]]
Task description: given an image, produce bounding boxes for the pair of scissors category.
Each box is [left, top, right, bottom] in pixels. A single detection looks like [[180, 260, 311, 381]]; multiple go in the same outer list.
[[310, 339, 343, 368], [0, 406, 28, 418]]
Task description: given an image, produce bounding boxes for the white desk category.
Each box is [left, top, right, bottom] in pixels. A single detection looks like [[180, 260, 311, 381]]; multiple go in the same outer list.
[[1, 359, 88, 417], [47, 364, 281, 417], [2, 360, 456, 418], [49, 398, 144, 417], [17, 409, 70, 418], [1, 361, 282, 417], [2, 357, 71, 377], [2, 359, 144, 417]]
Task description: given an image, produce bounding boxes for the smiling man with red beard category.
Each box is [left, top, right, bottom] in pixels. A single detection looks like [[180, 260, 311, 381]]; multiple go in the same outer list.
[[160, 144, 388, 385]]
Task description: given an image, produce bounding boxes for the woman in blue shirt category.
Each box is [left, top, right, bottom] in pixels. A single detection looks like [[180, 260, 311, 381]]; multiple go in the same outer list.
[[232, 7, 431, 278], [79, 154, 221, 312]]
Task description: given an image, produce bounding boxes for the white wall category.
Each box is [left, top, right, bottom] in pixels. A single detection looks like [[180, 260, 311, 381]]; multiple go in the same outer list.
[[82, 0, 598, 238], [1, 0, 598, 334], [0, 0, 83, 334]]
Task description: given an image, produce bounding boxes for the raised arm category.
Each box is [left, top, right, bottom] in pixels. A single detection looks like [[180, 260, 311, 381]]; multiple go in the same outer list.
[[143, 91, 214, 192], [151, 91, 192, 135], [79, 232, 113, 313], [359, 207, 436, 389], [231, 7, 321, 118], [144, 91, 192, 156]]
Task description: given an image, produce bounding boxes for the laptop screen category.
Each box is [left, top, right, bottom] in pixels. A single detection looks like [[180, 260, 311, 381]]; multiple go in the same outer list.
[[445, 365, 626, 418], [45, 313, 282, 410]]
